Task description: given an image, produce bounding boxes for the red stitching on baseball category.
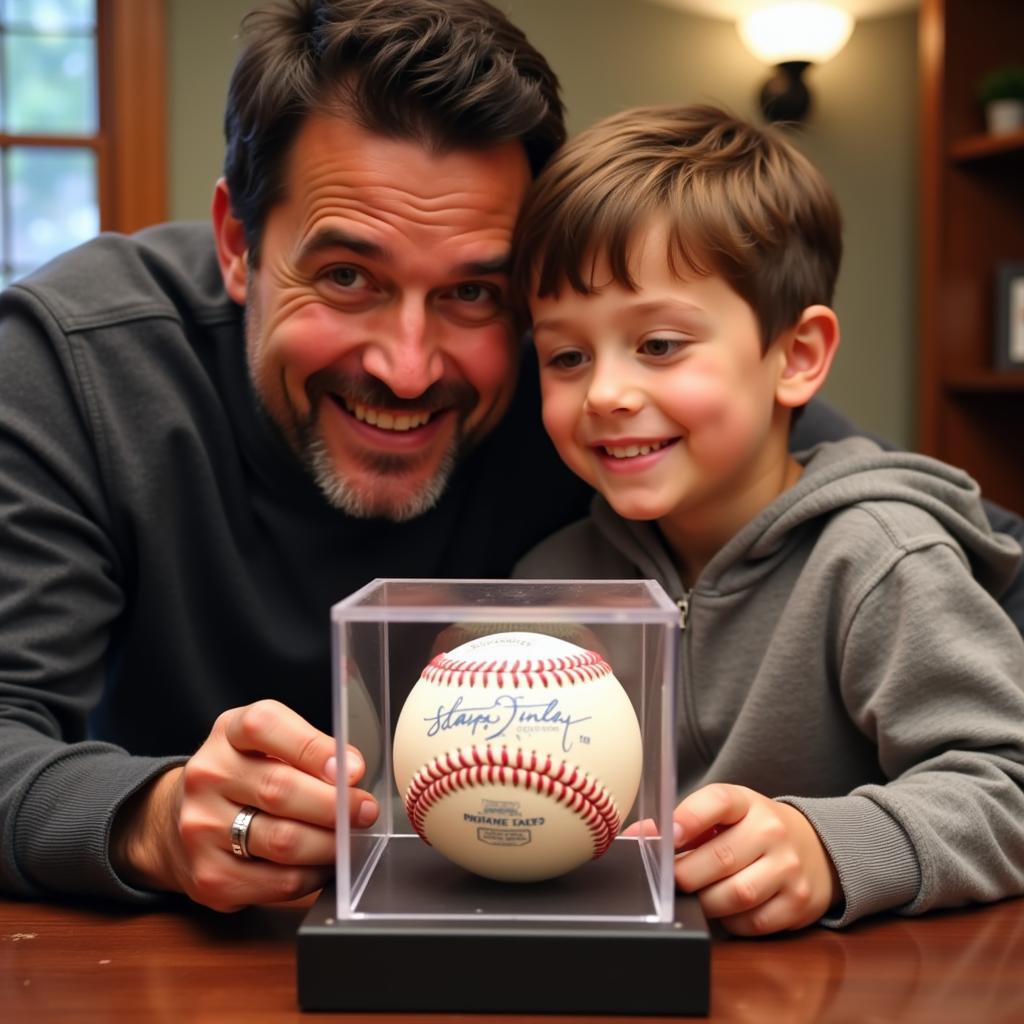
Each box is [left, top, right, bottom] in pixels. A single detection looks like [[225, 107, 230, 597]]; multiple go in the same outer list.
[[421, 649, 610, 688], [404, 744, 620, 858]]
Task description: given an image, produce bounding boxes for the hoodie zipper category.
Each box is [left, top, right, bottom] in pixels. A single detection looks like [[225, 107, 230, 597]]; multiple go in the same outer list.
[[677, 588, 691, 632]]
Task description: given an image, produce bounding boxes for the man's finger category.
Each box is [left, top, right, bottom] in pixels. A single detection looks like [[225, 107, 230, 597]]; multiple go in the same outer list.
[[349, 788, 379, 829], [237, 812, 336, 866], [323, 746, 367, 786], [198, 857, 331, 913], [224, 699, 336, 778]]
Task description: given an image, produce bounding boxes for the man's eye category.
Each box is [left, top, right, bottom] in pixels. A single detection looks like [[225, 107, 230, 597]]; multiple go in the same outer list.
[[455, 283, 487, 303], [441, 281, 502, 323], [640, 337, 683, 357], [326, 266, 366, 289]]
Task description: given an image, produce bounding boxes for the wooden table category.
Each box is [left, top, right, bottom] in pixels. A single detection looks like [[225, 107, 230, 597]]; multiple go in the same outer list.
[[2, 894, 1023, 1022]]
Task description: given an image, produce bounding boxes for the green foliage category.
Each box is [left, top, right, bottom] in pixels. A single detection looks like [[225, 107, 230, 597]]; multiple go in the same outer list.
[[977, 66, 1024, 104]]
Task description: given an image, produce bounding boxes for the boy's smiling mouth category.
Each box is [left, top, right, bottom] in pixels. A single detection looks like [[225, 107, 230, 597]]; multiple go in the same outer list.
[[595, 438, 678, 460]]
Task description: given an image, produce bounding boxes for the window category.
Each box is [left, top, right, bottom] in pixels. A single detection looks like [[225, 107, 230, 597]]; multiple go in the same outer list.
[[0, 0, 165, 286]]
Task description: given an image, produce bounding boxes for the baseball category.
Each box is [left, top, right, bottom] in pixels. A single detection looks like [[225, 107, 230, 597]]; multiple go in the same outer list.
[[392, 630, 643, 882]]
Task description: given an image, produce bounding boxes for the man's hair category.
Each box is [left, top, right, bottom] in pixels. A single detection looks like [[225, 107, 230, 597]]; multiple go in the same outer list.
[[224, 0, 565, 260], [512, 104, 842, 349]]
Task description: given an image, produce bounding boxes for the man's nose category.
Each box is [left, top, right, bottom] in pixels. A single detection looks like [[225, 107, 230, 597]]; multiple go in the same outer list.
[[361, 302, 445, 399]]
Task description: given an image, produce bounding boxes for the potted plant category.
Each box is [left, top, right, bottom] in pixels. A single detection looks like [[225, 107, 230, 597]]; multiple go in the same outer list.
[[977, 65, 1024, 135]]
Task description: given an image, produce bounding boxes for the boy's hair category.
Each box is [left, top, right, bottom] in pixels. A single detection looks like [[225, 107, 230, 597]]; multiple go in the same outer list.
[[224, 0, 564, 262], [512, 104, 842, 349]]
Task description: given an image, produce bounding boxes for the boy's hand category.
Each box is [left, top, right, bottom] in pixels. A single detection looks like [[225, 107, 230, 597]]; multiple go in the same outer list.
[[673, 783, 839, 936]]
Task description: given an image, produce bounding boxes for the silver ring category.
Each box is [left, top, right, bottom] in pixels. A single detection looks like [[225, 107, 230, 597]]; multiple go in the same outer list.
[[230, 806, 259, 859]]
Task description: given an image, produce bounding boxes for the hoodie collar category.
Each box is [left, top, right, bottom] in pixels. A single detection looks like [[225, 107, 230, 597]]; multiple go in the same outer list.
[[590, 437, 1021, 600]]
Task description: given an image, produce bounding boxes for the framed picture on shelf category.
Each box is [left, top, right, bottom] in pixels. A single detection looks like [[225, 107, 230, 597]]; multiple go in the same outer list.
[[995, 262, 1024, 371]]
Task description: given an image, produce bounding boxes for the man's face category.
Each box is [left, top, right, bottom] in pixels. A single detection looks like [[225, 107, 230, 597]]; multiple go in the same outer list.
[[230, 114, 531, 521]]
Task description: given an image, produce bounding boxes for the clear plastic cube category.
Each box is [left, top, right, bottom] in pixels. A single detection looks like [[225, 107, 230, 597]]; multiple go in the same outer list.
[[333, 578, 679, 925]]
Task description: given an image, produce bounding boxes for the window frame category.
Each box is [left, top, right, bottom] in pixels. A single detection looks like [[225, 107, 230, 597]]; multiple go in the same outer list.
[[0, 0, 166, 269], [98, 0, 167, 233]]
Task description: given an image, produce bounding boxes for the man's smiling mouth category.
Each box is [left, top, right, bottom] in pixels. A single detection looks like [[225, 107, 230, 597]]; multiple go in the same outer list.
[[342, 398, 433, 432]]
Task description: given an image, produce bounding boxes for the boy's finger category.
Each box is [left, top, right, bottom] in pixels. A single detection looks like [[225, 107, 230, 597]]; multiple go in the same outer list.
[[675, 824, 765, 896], [673, 783, 751, 844], [691, 857, 782, 924], [622, 817, 687, 846], [678, 826, 721, 851], [621, 817, 657, 838]]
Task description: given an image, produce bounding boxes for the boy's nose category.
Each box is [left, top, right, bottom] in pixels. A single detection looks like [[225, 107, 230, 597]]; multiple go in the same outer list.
[[584, 366, 643, 416], [361, 304, 445, 399]]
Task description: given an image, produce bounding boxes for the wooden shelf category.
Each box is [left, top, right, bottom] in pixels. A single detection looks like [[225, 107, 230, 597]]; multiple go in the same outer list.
[[949, 129, 1024, 163], [944, 371, 1024, 394], [918, 0, 1024, 515]]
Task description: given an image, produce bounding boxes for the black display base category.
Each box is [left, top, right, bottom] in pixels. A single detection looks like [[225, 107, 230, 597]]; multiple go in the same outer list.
[[297, 839, 710, 1016]]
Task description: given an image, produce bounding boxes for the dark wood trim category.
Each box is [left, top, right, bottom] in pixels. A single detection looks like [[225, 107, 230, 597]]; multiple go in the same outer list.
[[0, 134, 102, 149], [98, 0, 167, 233], [949, 128, 1024, 162], [916, 0, 944, 457], [944, 371, 1024, 393]]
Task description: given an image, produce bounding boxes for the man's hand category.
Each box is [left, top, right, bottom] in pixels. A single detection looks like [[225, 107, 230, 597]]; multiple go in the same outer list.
[[110, 699, 379, 912], [673, 783, 839, 936]]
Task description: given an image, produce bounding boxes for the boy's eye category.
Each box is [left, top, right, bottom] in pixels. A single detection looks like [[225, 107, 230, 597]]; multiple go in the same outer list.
[[547, 349, 587, 370], [640, 337, 683, 358]]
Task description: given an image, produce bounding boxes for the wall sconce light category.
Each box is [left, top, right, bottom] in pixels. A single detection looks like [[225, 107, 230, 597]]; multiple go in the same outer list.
[[738, 2, 854, 123]]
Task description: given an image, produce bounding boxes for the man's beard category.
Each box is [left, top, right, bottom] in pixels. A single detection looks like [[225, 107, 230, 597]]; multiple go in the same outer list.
[[245, 327, 477, 522], [297, 368, 478, 521], [298, 407, 462, 522]]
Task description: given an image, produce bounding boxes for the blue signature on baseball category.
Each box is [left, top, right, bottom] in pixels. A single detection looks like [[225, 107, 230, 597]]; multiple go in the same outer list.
[[423, 695, 591, 752]]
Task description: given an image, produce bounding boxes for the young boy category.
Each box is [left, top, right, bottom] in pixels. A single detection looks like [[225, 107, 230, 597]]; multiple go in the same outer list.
[[511, 105, 1024, 935]]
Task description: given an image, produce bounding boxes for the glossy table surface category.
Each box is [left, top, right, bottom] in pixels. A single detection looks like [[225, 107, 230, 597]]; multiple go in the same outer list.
[[2, 893, 1023, 1022]]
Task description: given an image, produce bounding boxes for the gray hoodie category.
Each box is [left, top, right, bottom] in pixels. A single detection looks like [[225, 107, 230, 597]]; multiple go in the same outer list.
[[515, 437, 1024, 927]]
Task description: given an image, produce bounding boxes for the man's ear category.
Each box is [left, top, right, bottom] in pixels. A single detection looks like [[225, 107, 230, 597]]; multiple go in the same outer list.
[[774, 304, 840, 409], [211, 178, 248, 306]]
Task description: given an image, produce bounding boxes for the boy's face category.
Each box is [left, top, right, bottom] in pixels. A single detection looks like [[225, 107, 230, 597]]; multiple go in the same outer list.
[[530, 225, 794, 552]]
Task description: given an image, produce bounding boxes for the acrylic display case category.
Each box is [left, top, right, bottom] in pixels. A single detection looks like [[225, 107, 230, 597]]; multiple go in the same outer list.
[[297, 579, 709, 1016]]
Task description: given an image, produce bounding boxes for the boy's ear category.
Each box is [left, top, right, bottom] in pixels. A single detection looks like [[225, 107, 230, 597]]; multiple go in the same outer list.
[[773, 304, 839, 409], [211, 178, 249, 306]]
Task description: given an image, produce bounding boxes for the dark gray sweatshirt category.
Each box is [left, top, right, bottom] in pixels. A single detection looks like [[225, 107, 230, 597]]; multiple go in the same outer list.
[[0, 223, 592, 902], [515, 437, 1024, 926]]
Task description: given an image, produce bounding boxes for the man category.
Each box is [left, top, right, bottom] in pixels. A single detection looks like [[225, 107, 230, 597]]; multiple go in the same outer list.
[[0, 0, 588, 912], [0, 0, 1021, 914]]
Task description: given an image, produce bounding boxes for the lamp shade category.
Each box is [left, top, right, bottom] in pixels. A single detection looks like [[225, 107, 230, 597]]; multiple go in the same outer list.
[[738, 3, 854, 65]]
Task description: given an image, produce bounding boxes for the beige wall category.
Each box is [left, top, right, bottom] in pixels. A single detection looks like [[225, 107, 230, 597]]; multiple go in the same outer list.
[[168, 0, 918, 446]]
